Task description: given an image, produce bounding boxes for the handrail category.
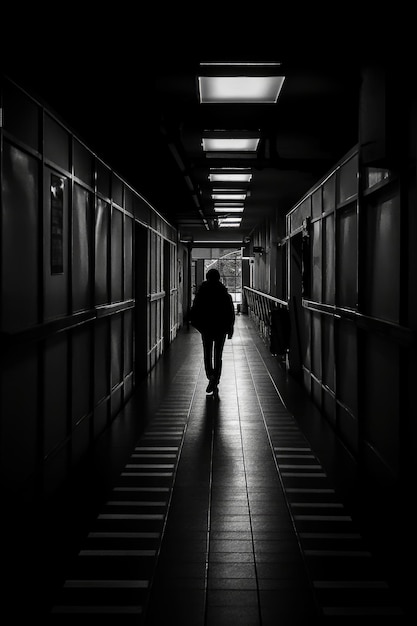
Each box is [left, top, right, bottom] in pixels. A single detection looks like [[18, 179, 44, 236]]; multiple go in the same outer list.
[[244, 286, 288, 308]]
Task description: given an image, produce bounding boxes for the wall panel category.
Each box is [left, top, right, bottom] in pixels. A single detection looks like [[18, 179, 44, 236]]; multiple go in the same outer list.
[[111, 208, 123, 303], [72, 184, 92, 312], [95, 199, 109, 305], [111, 313, 123, 390], [335, 318, 357, 417], [323, 213, 335, 304], [71, 325, 92, 426], [1, 143, 39, 332], [311, 219, 322, 302], [44, 114, 69, 171], [43, 334, 68, 457], [363, 334, 400, 474], [94, 318, 109, 405], [364, 193, 400, 323], [43, 169, 68, 320], [0, 75, 179, 503], [124, 216, 133, 300], [0, 344, 38, 493], [337, 205, 357, 308]]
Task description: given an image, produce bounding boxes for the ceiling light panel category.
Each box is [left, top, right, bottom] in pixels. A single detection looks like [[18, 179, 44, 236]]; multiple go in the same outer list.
[[209, 173, 252, 182], [212, 193, 246, 200], [214, 207, 244, 213], [202, 138, 259, 152], [198, 76, 285, 104]]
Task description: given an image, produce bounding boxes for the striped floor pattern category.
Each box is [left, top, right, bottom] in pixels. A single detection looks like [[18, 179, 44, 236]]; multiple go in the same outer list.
[[48, 319, 405, 623]]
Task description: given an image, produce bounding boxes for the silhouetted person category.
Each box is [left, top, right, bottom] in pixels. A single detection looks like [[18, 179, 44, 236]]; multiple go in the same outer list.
[[189, 268, 235, 395]]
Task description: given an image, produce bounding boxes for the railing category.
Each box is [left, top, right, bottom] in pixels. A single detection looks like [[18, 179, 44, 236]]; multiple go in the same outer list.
[[243, 287, 289, 355]]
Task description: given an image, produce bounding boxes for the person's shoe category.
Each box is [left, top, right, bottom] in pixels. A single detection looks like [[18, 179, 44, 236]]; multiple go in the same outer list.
[[206, 377, 216, 394]]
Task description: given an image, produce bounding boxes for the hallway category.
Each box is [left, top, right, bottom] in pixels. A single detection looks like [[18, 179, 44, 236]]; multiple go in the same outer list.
[[40, 314, 406, 623]]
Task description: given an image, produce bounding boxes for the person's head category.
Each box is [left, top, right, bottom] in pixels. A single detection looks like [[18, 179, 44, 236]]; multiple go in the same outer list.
[[206, 268, 220, 282]]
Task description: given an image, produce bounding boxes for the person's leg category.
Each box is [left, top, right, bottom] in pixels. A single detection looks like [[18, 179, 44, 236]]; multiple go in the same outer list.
[[213, 334, 226, 385], [202, 334, 215, 381]]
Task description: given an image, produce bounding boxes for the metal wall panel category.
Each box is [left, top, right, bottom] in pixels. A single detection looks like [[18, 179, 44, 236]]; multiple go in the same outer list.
[[43, 169, 69, 321], [336, 318, 357, 417], [44, 114, 69, 172], [124, 216, 133, 300], [322, 315, 335, 392], [323, 213, 335, 304], [44, 335, 68, 456], [311, 311, 322, 381], [1, 143, 39, 332], [363, 334, 400, 474], [72, 184, 92, 312], [364, 194, 400, 323], [94, 318, 109, 405], [111, 313, 123, 389], [312, 219, 322, 302], [71, 325, 92, 426], [338, 153, 358, 204], [111, 208, 123, 303], [73, 139, 94, 188], [0, 344, 38, 492], [337, 205, 357, 308], [124, 309, 133, 376], [3, 80, 39, 149], [95, 199, 109, 305]]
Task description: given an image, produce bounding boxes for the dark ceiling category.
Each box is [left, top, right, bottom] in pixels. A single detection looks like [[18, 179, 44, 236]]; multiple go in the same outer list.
[[2, 32, 372, 245]]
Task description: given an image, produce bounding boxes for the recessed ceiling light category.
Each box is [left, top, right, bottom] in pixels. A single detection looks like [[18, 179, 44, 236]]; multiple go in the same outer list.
[[214, 207, 244, 213], [198, 75, 285, 104], [209, 172, 252, 182], [212, 193, 246, 201], [202, 138, 259, 152]]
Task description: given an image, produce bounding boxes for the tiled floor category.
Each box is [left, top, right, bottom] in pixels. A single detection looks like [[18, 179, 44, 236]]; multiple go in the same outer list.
[[40, 315, 407, 623]]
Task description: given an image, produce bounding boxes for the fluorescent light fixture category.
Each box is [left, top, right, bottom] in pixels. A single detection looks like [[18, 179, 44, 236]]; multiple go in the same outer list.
[[202, 138, 259, 152], [193, 240, 243, 244], [209, 172, 252, 182], [212, 188, 246, 193], [198, 75, 285, 104], [214, 205, 244, 211], [212, 193, 246, 200], [214, 207, 244, 213]]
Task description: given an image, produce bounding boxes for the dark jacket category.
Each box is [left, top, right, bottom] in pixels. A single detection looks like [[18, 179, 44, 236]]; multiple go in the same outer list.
[[189, 280, 235, 338]]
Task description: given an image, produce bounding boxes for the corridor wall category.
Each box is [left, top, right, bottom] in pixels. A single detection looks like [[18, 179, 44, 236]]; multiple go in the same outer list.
[[0, 76, 179, 504]]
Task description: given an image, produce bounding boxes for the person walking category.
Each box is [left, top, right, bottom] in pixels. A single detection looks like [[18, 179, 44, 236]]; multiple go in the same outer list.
[[189, 268, 235, 395]]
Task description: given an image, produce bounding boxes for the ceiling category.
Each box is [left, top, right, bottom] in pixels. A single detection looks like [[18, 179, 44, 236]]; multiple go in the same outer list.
[[3, 39, 366, 246]]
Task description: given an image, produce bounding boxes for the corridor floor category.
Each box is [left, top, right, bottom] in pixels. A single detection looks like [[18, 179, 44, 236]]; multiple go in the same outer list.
[[45, 315, 406, 623]]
